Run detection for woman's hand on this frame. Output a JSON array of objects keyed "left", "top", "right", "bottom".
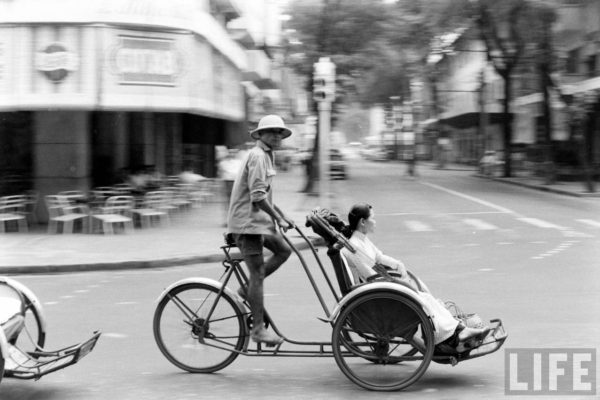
[{"left": 393, "top": 262, "right": 408, "bottom": 279}]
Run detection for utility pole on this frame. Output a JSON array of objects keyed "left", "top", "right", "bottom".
[
  {"left": 478, "top": 66, "right": 489, "bottom": 158},
  {"left": 313, "top": 57, "right": 335, "bottom": 209}
]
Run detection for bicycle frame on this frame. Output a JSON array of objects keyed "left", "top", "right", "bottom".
[{"left": 173, "top": 229, "right": 342, "bottom": 358}]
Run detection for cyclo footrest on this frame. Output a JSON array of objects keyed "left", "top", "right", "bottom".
[{"left": 5, "top": 330, "right": 101, "bottom": 380}]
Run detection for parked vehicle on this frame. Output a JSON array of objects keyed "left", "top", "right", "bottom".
[
  {"left": 330, "top": 149, "right": 347, "bottom": 180},
  {"left": 0, "top": 277, "right": 100, "bottom": 385},
  {"left": 479, "top": 150, "right": 503, "bottom": 175}
]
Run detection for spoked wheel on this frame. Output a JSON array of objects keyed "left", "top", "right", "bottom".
[
  {"left": 153, "top": 283, "right": 247, "bottom": 373},
  {"left": 11, "top": 293, "right": 46, "bottom": 353},
  {"left": 332, "top": 292, "right": 435, "bottom": 391}
]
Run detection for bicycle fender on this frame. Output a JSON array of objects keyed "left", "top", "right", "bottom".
[
  {"left": 329, "top": 282, "right": 435, "bottom": 324},
  {"left": 155, "top": 277, "right": 246, "bottom": 310},
  {"left": 0, "top": 277, "right": 47, "bottom": 333}
]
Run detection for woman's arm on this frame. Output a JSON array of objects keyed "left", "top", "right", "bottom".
[{"left": 373, "top": 244, "right": 408, "bottom": 278}]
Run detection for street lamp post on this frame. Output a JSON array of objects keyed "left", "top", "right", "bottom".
[{"left": 313, "top": 57, "right": 336, "bottom": 209}]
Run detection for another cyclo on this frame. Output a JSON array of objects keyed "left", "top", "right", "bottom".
[
  {"left": 0, "top": 277, "right": 100, "bottom": 385},
  {"left": 153, "top": 209, "right": 507, "bottom": 391}
]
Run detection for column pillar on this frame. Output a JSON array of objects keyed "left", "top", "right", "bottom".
[{"left": 33, "top": 111, "right": 91, "bottom": 222}]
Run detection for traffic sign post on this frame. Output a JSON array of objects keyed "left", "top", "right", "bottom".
[{"left": 313, "top": 57, "right": 335, "bottom": 209}]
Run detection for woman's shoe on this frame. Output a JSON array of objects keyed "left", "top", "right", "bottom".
[{"left": 458, "top": 326, "right": 490, "bottom": 343}]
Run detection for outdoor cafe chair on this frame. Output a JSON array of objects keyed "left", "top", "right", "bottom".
[
  {"left": 161, "top": 187, "right": 192, "bottom": 212},
  {"left": 112, "top": 183, "right": 134, "bottom": 195},
  {"left": 45, "top": 195, "right": 89, "bottom": 234},
  {"left": 22, "top": 190, "right": 39, "bottom": 225},
  {"left": 90, "top": 196, "right": 134, "bottom": 234},
  {"left": 57, "top": 190, "right": 90, "bottom": 213},
  {"left": 0, "top": 195, "right": 28, "bottom": 233},
  {"left": 129, "top": 191, "right": 170, "bottom": 229},
  {"left": 176, "top": 183, "right": 207, "bottom": 208}
]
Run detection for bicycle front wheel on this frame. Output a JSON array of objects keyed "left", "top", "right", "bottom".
[{"left": 153, "top": 283, "right": 247, "bottom": 373}]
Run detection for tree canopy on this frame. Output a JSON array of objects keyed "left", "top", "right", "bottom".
[{"left": 283, "top": 0, "right": 472, "bottom": 106}]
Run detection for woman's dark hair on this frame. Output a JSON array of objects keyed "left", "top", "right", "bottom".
[{"left": 342, "top": 203, "right": 372, "bottom": 238}]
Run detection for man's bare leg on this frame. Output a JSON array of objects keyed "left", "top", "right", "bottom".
[{"left": 245, "top": 254, "right": 283, "bottom": 346}]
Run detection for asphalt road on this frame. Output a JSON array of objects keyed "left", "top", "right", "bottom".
[{"left": 2, "top": 160, "right": 599, "bottom": 399}]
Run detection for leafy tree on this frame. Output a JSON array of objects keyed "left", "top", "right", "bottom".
[
  {"left": 470, "top": 0, "right": 530, "bottom": 177},
  {"left": 283, "top": 0, "right": 468, "bottom": 190}
]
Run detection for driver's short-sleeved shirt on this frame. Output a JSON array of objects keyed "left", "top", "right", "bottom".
[{"left": 227, "top": 140, "right": 277, "bottom": 235}]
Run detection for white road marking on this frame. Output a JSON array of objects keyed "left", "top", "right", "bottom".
[
  {"left": 530, "top": 240, "right": 578, "bottom": 260},
  {"left": 517, "top": 217, "right": 565, "bottom": 229},
  {"left": 577, "top": 219, "right": 600, "bottom": 228},
  {"left": 561, "top": 230, "right": 593, "bottom": 238},
  {"left": 404, "top": 220, "right": 432, "bottom": 232},
  {"left": 463, "top": 218, "right": 497, "bottom": 230},
  {"left": 420, "top": 182, "right": 518, "bottom": 215},
  {"left": 103, "top": 333, "right": 128, "bottom": 339}
]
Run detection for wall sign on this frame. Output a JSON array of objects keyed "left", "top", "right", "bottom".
[
  {"left": 111, "top": 36, "right": 182, "bottom": 86},
  {"left": 35, "top": 43, "right": 79, "bottom": 83}
]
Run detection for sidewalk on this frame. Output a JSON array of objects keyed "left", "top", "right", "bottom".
[
  {"left": 475, "top": 171, "right": 600, "bottom": 198},
  {"left": 1, "top": 163, "right": 597, "bottom": 275},
  {"left": 422, "top": 161, "right": 600, "bottom": 198},
  {"left": 0, "top": 168, "right": 327, "bottom": 275}
]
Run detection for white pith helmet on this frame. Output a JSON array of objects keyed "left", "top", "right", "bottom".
[{"left": 249, "top": 115, "right": 292, "bottom": 140}]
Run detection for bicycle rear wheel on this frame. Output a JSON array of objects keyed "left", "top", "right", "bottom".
[
  {"left": 332, "top": 291, "right": 435, "bottom": 391},
  {"left": 153, "top": 283, "right": 246, "bottom": 373}
]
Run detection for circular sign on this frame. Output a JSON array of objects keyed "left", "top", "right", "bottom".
[{"left": 35, "top": 43, "right": 79, "bottom": 83}]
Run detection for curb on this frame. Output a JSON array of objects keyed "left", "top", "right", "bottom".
[
  {"left": 474, "top": 174, "right": 600, "bottom": 198},
  {"left": 1, "top": 236, "right": 323, "bottom": 275}
]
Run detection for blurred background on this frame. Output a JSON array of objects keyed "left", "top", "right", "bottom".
[{"left": 0, "top": 0, "right": 599, "bottom": 224}]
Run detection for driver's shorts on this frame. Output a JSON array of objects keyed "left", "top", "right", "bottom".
[{"left": 233, "top": 233, "right": 289, "bottom": 258}]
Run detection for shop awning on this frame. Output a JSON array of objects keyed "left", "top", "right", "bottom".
[{"left": 440, "top": 112, "right": 506, "bottom": 129}]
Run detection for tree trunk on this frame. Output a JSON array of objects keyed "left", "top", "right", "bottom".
[
  {"left": 582, "top": 101, "right": 597, "bottom": 193},
  {"left": 541, "top": 69, "right": 555, "bottom": 184},
  {"left": 502, "top": 73, "right": 513, "bottom": 177},
  {"left": 302, "top": 114, "right": 320, "bottom": 195}
]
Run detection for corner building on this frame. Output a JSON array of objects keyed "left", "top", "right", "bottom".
[{"left": 0, "top": 0, "right": 248, "bottom": 221}]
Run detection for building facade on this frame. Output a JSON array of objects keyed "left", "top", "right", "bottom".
[
  {"left": 0, "top": 0, "right": 307, "bottom": 221},
  {"left": 419, "top": 0, "right": 599, "bottom": 175}
]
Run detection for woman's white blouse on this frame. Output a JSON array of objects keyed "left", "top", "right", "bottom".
[{"left": 342, "top": 231, "right": 403, "bottom": 280}]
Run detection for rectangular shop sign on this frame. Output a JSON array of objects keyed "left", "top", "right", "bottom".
[{"left": 112, "top": 36, "right": 181, "bottom": 86}]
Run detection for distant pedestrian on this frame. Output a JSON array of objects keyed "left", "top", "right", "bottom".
[
  {"left": 227, "top": 114, "right": 295, "bottom": 346},
  {"left": 405, "top": 148, "right": 417, "bottom": 178}
]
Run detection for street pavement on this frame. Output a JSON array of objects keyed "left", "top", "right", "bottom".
[{"left": 1, "top": 161, "right": 598, "bottom": 275}]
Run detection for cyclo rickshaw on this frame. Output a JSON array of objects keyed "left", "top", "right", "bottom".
[
  {"left": 153, "top": 209, "right": 507, "bottom": 391},
  {"left": 0, "top": 277, "right": 101, "bottom": 385}
]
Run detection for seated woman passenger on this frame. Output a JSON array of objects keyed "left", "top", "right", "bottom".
[{"left": 340, "top": 203, "right": 489, "bottom": 351}]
